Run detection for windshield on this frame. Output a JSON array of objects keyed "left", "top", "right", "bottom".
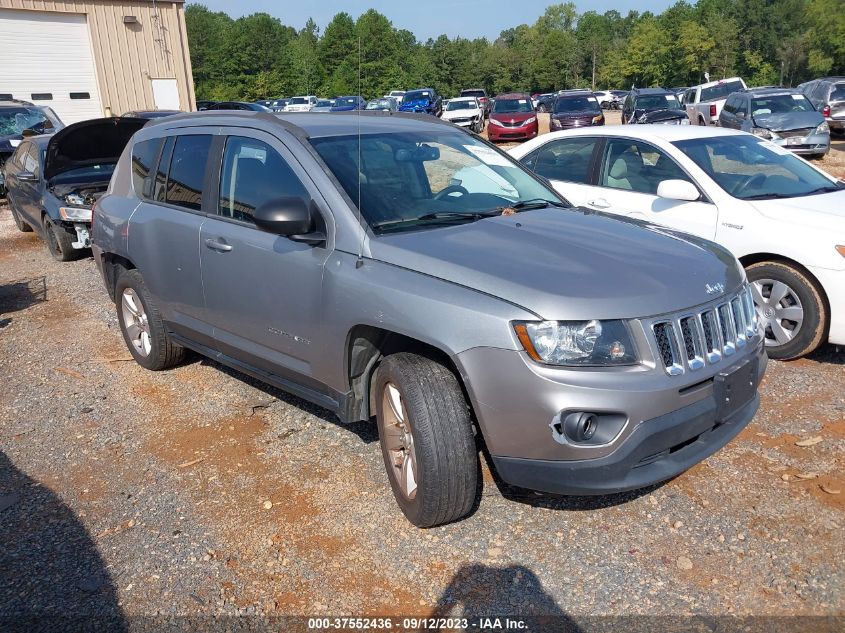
[
  {"left": 461, "top": 90, "right": 485, "bottom": 98},
  {"left": 750, "top": 94, "right": 813, "bottom": 116},
  {"left": 336, "top": 97, "right": 359, "bottom": 106},
  {"left": 315, "top": 100, "right": 333, "bottom": 108},
  {"left": 289, "top": 97, "right": 308, "bottom": 105},
  {"left": 493, "top": 98, "right": 533, "bottom": 114},
  {"left": 403, "top": 90, "right": 432, "bottom": 102},
  {"left": 366, "top": 100, "right": 392, "bottom": 110},
  {"left": 636, "top": 94, "right": 680, "bottom": 110},
  {"left": 700, "top": 80, "right": 745, "bottom": 102},
  {"left": 554, "top": 96, "right": 599, "bottom": 113},
  {"left": 673, "top": 135, "right": 837, "bottom": 200},
  {"left": 446, "top": 100, "right": 476, "bottom": 111},
  {"left": 310, "top": 130, "right": 563, "bottom": 233},
  {"left": 0, "top": 107, "right": 58, "bottom": 137}
]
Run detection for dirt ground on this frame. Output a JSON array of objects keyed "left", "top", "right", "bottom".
[{"left": 1, "top": 119, "right": 844, "bottom": 629}]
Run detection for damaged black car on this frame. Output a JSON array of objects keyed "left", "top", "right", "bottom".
[{"left": 3, "top": 116, "right": 145, "bottom": 261}]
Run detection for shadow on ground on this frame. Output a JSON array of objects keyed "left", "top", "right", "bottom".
[
  {"left": 0, "top": 276, "right": 47, "bottom": 329},
  {"left": 431, "top": 563, "right": 582, "bottom": 631},
  {"left": 0, "top": 451, "right": 126, "bottom": 631}
]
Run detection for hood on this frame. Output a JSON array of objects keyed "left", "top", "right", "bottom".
[
  {"left": 750, "top": 189, "right": 845, "bottom": 230},
  {"left": 637, "top": 109, "right": 686, "bottom": 123},
  {"left": 752, "top": 110, "right": 823, "bottom": 132},
  {"left": 369, "top": 208, "right": 743, "bottom": 320},
  {"left": 490, "top": 112, "right": 535, "bottom": 124},
  {"left": 442, "top": 108, "right": 481, "bottom": 120},
  {"left": 399, "top": 98, "right": 434, "bottom": 111},
  {"left": 45, "top": 117, "right": 146, "bottom": 181}
]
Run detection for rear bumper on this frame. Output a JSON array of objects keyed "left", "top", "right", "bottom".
[{"left": 493, "top": 390, "right": 759, "bottom": 496}]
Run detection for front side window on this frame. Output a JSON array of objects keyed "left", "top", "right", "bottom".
[
  {"left": 163, "top": 135, "right": 212, "bottom": 211},
  {"left": 23, "top": 144, "right": 40, "bottom": 176},
  {"left": 601, "top": 139, "right": 692, "bottom": 195},
  {"left": 131, "top": 138, "right": 163, "bottom": 198},
  {"left": 310, "top": 130, "right": 562, "bottom": 233},
  {"left": 218, "top": 137, "right": 309, "bottom": 224},
  {"left": 673, "top": 135, "right": 839, "bottom": 200},
  {"left": 528, "top": 138, "right": 598, "bottom": 185}
]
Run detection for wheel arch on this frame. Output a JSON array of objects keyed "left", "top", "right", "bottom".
[
  {"left": 100, "top": 252, "right": 137, "bottom": 302},
  {"left": 344, "top": 325, "right": 470, "bottom": 424}
]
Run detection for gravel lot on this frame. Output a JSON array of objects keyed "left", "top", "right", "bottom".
[{"left": 1, "top": 119, "right": 844, "bottom": 629}]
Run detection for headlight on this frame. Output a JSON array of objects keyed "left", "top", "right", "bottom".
[
  {"left": 751, "top": 127, "right": 776, "bottom": 140},
  {"left": 523, "top": 117, "right": 537, "bottom": 125},
  {"left": 680, "top": 118, "right": 691, "bottom": 125},
  {"left": 513, "top": 320, "right": 638, "bottom": 366},
  {"left": 815, "top": 121, "right": 830, "bottom": 135},
  {"left": 59, "top": 206, "right": 93, "bottom": 221},
  {"left": 488, "top": 118, "right": 505, "bottom": 127}
]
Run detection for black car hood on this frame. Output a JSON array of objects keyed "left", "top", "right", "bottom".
[
  {"left": 44, "top": 117, "right": 147, "bottom": 181},
  {"left": 636, "top": 108, "right": 687, "bottom": 123}
]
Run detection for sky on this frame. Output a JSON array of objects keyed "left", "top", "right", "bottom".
[{"left": 195, "top": 0, "right": 678, "bottom": 41}]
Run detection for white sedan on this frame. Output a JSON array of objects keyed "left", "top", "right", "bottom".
[{"left": 509, "top": 125, "right": 845, "bottom": 359}]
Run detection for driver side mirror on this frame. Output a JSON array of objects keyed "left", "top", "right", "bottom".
[
  {"left": 657, "top": 179, "right": 700, "bottom": 202},
  {"left": 253, "top": 196, "right": 325, "bottom": 245}
]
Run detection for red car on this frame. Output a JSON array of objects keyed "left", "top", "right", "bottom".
[{"left": 487, "top": 92, "right": 538, "bottom": 142}]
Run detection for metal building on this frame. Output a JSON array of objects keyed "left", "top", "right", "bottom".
[{"left": 0, "top": 0, "right": 195, "bottom": 123}]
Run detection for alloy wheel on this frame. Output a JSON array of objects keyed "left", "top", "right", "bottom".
[
  {"left": 121, "top": 288, "right": 152, "bottom": 357},
  {"left": 380, "top": 382, "right": 418, "bottom": 499},
  {"left": 751, "top": 278, "right": 804, "bottom": 347}
]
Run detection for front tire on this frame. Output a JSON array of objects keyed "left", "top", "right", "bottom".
[
  {"left": 746, "top": 261, "right": 827, "bottom": 360},
  {"left": 43, "top": 216, "right": 81, "bottom": 261},
  {"left": 374, "top": 353, "right": 478, "bottom": 527},
  {"left": 115, "top": 269, "right": 185, "bottom": 370}
]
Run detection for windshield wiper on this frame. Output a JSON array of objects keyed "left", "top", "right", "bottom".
[
  {"left": 798, "top": 185, "right": 842, "bottom": 196},
  {"left": 741, "top": 192, "right": 795, "bottom": 200},
  {"left": 505, "top": 198, "right": 568, "bottom": 211}
]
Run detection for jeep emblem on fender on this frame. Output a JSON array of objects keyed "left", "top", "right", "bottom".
[{"left": 705, "top": 282, "right": 725, "bottom": 295}]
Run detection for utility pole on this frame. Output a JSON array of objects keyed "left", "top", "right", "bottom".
[{"left": 780, "top": 60, "right": 784, "bottom": 87}]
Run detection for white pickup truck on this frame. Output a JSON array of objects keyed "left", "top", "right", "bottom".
[{"left": 683, "top": 77, "right": 747, "bottom": 126}]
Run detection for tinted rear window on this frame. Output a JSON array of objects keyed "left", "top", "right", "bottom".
[
  {"left": 461, "top": 90, "right": 485, "bottom": 98},
  {"left": 131, "top": 138, "right": 163, "bottom": 198},
  {"left": 700, "top": 81, "right": 745, "bottom": 102},
  {"left": 164, "top": 135, "right": 212, "bottom": 211}
]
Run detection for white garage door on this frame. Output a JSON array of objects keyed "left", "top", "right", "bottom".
[{"left": 0, "top": 9, "right": 103, "bottom": 124}]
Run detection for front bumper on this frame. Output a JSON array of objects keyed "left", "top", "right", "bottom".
[
  {"left": 487, "top": 123, "right": 538, "bottom": 141},
  {"left": 457, "top": 339, "right": 766, "bottom": 493},
  {"left": 809, "top": 265, "right": 845, "bottom": 345},
  {"left": 771, "top": 132, "right": 830, "bottom": 155}
]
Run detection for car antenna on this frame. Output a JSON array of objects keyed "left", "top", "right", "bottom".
[{"left": 356, "top": 35, "right": 364, "bottom": 269}]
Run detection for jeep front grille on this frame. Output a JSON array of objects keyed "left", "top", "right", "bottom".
[{"left": 650, "top": 286, "right": 758, "bottom": 376}]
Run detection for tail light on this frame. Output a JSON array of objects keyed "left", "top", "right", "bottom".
[
  {"left": 709, "top": 104, "right": 717, "bottom": 118},
  {"left": 822, "top": 105, "right": 831, "bottom": 117}
]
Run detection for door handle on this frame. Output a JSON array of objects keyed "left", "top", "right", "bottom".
[
  {"left": 588, "top": 198, "right": 611, "bottom": 209},
  {"left": 204, "top": 238, "right": 232, "bottom": 252}
]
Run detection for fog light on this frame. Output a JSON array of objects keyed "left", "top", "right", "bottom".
[{"left": 563, "top": 412, "right": 598, "bottom": 442}]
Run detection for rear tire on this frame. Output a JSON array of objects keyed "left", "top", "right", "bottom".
[
  {"left": 10, "top": 204, "right": 32, "bottom": 232},
  {"left": 374, "top": 353, "right": 478, "bottom": 528},
  {"left": 43, "top": 216, "right": 81, "bottom": 261},
  {"left": 115, "top": 269, "right": 185, "bottom": 370},
  {"left": 746, "top": 261, "right": 827, "bottom": 360}
]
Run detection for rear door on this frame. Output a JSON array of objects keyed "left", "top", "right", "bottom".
[
  {"left": 590, "top": 137, "right": 718, "bottom": 239},
  {"left": 14, "top": 143, "right": 43, "bottom": 226},
  {"left": 127, "top": 132, "right": 215, "bottom": 346},
  {"left": 199, "top": 129, "right": 333, "bottom": 393}
]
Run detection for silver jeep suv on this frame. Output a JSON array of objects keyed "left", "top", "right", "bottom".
[{"left": 92, "top": 111, "right": 767, "bottom": 527}]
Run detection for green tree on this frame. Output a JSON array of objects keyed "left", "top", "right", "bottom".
[{"left": 620, "top": 18, "right": 671, "bottom": 86}]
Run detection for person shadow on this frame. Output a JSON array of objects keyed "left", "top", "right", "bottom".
[
  {"left": 430, "top": 563, "right": 583, "bottom": 633},
  {"left": 0, "top": 451, "right": 126, "bottom": 632}
]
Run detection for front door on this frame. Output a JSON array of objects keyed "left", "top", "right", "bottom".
[
  {"left": 199, "top": 130, "right": 332, "bottom": 392},
  {"left": 590, "top": 137, "right": 718, "bottom": 240}
]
